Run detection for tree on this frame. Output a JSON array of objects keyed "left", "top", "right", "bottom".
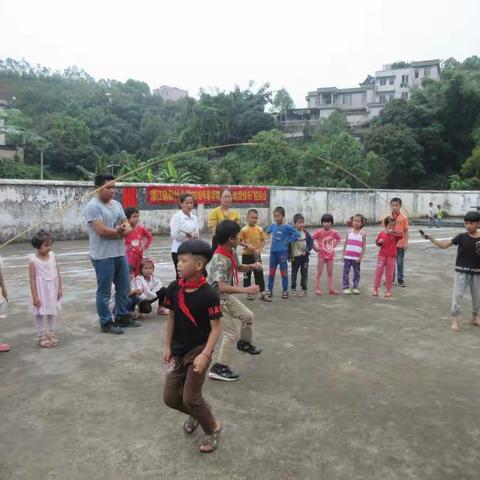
[{"left": 272, "top": 88, "right": 294, "bottom": 121}]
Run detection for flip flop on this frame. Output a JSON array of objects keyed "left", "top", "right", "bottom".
[
  {"left": 199, "top": 427, "right": 221, "bottom": 453},
  {"left": 183, "top": 415, "right": 199, "bottom": 434}
]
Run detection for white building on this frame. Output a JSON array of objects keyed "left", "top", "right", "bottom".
[{"left": 153, "top": 85, "right": 189, "bottom": 102}]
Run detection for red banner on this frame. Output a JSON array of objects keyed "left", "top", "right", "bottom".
[{"left": 146, "top": 186, "right": 269, "bottom": 206}]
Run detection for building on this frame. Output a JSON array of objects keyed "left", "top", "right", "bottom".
[
  {"left": 277, "top": 59, "right": 441, "bottom": 137},
  {"left": 153, "top": 85, "right": 189, "bottom": 102}
]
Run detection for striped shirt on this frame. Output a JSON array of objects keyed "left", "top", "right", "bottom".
[{"left": 344, "top": 229, "right": 365, "bottom": 260}]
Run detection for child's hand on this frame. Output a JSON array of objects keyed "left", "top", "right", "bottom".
[
  {"left": 133, "top": 288, "right": 142, "bottom": 296},
  {"left": 33, "top": 296, "right": 41, "bottom": 308},
  {"left": 252, "top": 262, "right": 263, "bottom": 271},
  {"left": 246, "top": 285, "right": 260, "bottom": 295},
  {"left": 193, "top": 352, "right": 210, "bottom": 374},
  {"left": 162, "top": 348, "right": 172, "bottom": 365}
]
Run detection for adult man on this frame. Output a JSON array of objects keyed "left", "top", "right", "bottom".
[{"left": 85, "top": 174, "right": 141, "bottom": 333}]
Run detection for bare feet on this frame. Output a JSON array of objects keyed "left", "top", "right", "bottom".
[
  {"left": 451, "top": 318, "right": 460, "bottom": 332},
  {"left": 470, "top": 315, "right": 480, "bottom": 327}
]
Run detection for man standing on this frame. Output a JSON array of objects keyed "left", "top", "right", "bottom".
[{"left": 85, "top": 174, "right": 141, "bottom": 333}]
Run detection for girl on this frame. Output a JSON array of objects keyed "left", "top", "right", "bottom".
[
  {"left": 134, "top": 258, "right": 168, "bottom": 315},
  {"left": 372, "top": 217, "right": 403, "bottom": 298},
  {"left": 312, "top": 214, "right": 341, "bottom": 295},
  {"left": 170, "top": 193, "right": 200, "bottom": 278},
  {"left": 124, "top": 207, "right": 153, "bottom": 276},
  {"left": 342, "top": 214, "right": 367, "bottom": 295},
  {"left": 29, "top": 230, "right": 63, "bottom": 348}
]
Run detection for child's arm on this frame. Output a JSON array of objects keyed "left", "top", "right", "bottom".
[
  {"left": 29, "top": 261, "right": 41, "bottom": 307},
  {"left": 341, "top": 236, "right": 347, "bottom": 260},
  {"left": 306, "top": 232, "right": 314, "bottom": 253},
  {"left": 258, "top": 239, "right": 266, "bottom": 255},
  {"left": 194, "top": 319, "right": 222, "bottom": 374},
  {"left": 0, "top": 267, "right": 7, "bottom": 302},
  {"left": 360, "top": 232, "right": 367, "bottom": 261},
  {"left": 422, "top": 232, "right": 453, "bottom": 249},
  {"left": 217, "top": 280, "right": 259, "bottom": 295},
  {"left": 143, "top": 226, "right": 154, "bottom": 251},
  {"left": 162, "top": 311, "right": 174, "bottom": 363},
  {"left": 56, "top": 260, "right": 63, "bottom": 300}
]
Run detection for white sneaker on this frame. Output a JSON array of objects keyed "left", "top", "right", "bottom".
[
  {"left": 291, "top": 289, "right": 297, "bottom": 296},
  {"left": 352, "top": 288, "right": 360, "bottom": 295},
  {"left": 247, "top": 294, "right": 255, "bottom": 301},
  {"left": 343, "top": 288, "right": 352, "bottom": 295}
]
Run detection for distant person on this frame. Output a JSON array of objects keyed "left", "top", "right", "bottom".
[
  {"left": 388, "top": 197, "right": 409, "bottom": 287},
  {"left": 427, "top": 202, "right": 439, "bottom": 228},
  {"left": 124, "top": 207, "right": 153, "bottom": 276},
  {"left": 436, "top": 205, "right": 445, "bottom": 226},
  {"left": 0, "top": 257, "right": 10, "bottom": 352},
  {"left": 239, "top": 208, "right": 271, "bottom": 302},
  {"left": 85, "top": 174, "right": 141, "bottom": 334},
  {"left": 162, "top": 240, "right": 223, "bottom": 453},
  {"left": 265, "top": 206, "right": 300, "bottom": 299},
  {"left": 170, "top": 193, "right": 200, "bottom": 278},
  {"left": 421, "top": 211, "right": 480, "bottom": 332},
  {"left": 208, "top": 189, "right": 240, "bottom": 251},
  {"left": 372, "top": 217, "right": 403, "bottom": 298},
  {"left": 28, "top": 230, "right": 63, "bottom": 348},
  {"left": 342, "top": 214, "right": 367, "bottom": 295},
  {"left": 312, "top": 214, "right": 342, "bottom": 295},
  {"left": 290, "top": 213, "right": 313, "bottom": 297}
]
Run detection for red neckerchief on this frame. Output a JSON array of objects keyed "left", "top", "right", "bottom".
[
  {"left": 178, "top": 277, "right": 207, "bottom": 326},
  {"left": 215, "top": 246, "right": 239, "bottom": 286}
]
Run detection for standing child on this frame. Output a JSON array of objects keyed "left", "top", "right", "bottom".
[
  {"left": 427, "top": 202, "right": 439, "bottom": 228},
  {"left": 124, "top": 207, "right": 153, "bottom": 276},
  {"left": 342, "top": 214, "right": 367, "bottom": 295},
  {"left": 421, "top": 211, "right": 480, "bottom": 331},
  {"left": 372, "top": 217, "right": 403, "bottom": 298},
  {"left": 207, "top": 220, "right": 263, "bottom": 382},
  {"left": 312, "top": 214, "right": 341, "bottom": 295},
  {"left": 239, "top": 209, "right": 271, "bottom": 302},
  {"left": 0, "top": 258, "right": 9, "bottom": 352},
  {"left": 290, "top": 214, "right": 313, "bottom": 297},
  {"left": 265, "top": 207, "right": 301, "bottom": 299},
  {"left": 388, "top": 197, "right": 409, "bottom": 287},
  {"left": 162, "top": 240, "right": 222, "bottom": 453},
  {"left": 29, "top": 230, "right": 63, "bottom": 348},
  {"left": 134, "top": 258, "right": 168, "bottom": 315}
]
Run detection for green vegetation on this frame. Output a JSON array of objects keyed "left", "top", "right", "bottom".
[{"left": 1, "top": 56, "right": 479, "bottom": 189}]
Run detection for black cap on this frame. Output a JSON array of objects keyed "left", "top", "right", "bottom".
[
  {"left": 177, "top": 240, "right": 213, "bottom": 263},
  {"left": 464, "top": 211, "right": 480, "bottom": 222}
]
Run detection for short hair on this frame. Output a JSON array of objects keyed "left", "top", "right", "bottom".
[
  {"left": 247, "top": 208, "right": 259, "bottom": 216},
  {"left": 351, "top": 213, "right": 366, "bottom": 227},
  {"left": 178, "top": 240, "right": 213, "bottom": 264},
  {"left": 95, "top": 174, "right": 115, "bottom": 188},
  {"left": 464, "top": 211, "right": 480, "bottom": 222},
  {"left": 383, "top": 216, "right": 396, "bottom": 227},
  {"left": 124, "top": 206, "right": 139, "bottom": 219},
  {"left": 390, "top": 197, "right": 402, "bottom": 206},
  {"left": 293, "top": 213, "right": 305, "bottom": 224},
  {"left": 179, "top": 192, "right": 195, "bottom": 206},
  {"left": 321, "top": 213, "right": 334, "bottom": 225},
  {"left": 215, "top": 219, "right": 241, "bottom": 244},
  {"left": 273, "top": 206, "right": 286, "bottom": 217},
  {"left": 31, "top": 230, "right": 53, "bottom": 249},
  {"left": 140, "top": 258, "right": 155, "bottom": 274}
]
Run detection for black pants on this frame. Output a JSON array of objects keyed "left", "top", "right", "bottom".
[
  {"left": 242, "top": 254, "right": 265, "bottom": 292},
  {"left": 172, "top": 252, "right": 179, "bottom": 279},
  {"left": 291, "top": 255, "right": 309, "bottom": 291}
]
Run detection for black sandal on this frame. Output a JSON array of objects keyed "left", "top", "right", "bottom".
[
  {"left": 183, "top": 416, "right": 199, "bottom": 434},
  {"left": 199, "top": 427, "right": 221, "bottom": 453}
]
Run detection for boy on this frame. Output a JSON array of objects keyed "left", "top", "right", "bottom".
[
  {"left": 427, "top": 202, "right": 439, "bottom": 228},
  {"left": 207, "top": 220, "right": 263, "bottom": 382},
  {"left": 290, "top": 213, "right": 313, "bottom": 296},
  {"left": 124, "top": 207, "right": 154, "bottom": 276},
  {"left": 162, "top": 240, "right": 222, "bottom": 453},
  {"left": 239, "top": 209, "right": 271, "bottom": 302},
  {"left": 265, "top": 207, "right": 301, "bottom": 299},
  {"left": 421, "top": 211, "right": 480, "bottom": 332},
  {"left": 388, "top": 197, "right": 409, "bottom": 287}
]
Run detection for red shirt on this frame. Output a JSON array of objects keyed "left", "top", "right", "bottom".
[
  {"left": 376, "top": 231, "right": 402, "bottom": 257},
  {"left": 125, "top": 225, "right": 153, "bottom": 259}
]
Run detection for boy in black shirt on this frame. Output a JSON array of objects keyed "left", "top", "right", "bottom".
[
  {"left": 422, "top": 211, "right": 480, "bottom": 331},
  {"left": 162, "top": 240, "right": 222, "bottom": 453}
]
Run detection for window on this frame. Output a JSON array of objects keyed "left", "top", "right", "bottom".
[
  {"left": 379, "top": 94, "right": 387, "bottom": 103},
  {"left": 321, "top": 93, "right": 332, "bottom": 105},
  {"left": 401, "top": 92, "right": 408, "bottom": 100},
  {"left": 401, "top": 74, "right": 409, "bottom": 83},
  {"left": 414, "top": 69, "right": 419, "bottom": 79},
  {"left": 342, "top": 94, "right": 352, "bottom": 105},
  {"left": 389, "top": 77, "right": 395, "bottom": 85},
  {"left": 380, "top": 78, "right": 387, "bottom": 86},
  {"left": 424, "top": 67, "right": 431, "bottom": 77},
  {"left": 315, "top": 96, "right": 320, "bottom": 107}
]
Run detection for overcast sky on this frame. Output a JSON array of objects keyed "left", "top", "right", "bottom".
[{"left": 1, "top": 0, "right": 479, "bottom": 107}]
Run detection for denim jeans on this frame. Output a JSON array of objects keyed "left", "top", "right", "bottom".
[
  {"left": 396, "top": 247, "right": 405, "bottom": 283},
  {"left": 92, "top": 256, "right": 130, "bottom": 326}
]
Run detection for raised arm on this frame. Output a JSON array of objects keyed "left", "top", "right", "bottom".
[{"left": 424, "top": 233, "right": 453, "bottom": 249}]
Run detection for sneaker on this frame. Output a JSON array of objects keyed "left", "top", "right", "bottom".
[
  {"left": 281, "top": 290, "right": 289, "bottom": 299},
  {"left": 246, "top": 294, "right": 255, "bottom": 301},
  {"left": 264, "top": 290, "right": 273, "bottom": 299},
  {"left": 101, "top": 321, "right": 124, "bottom": 334},
  {"left": 298, "top": 290, "right": 306, "bottom": 297},
  {"left": 260, "top": 292, "right": 272, "bottom": 303},
  {"left": 208, "top": 363, "right": 240, "bottom": 382},
  {"left": 352, "top": 288, "right": 360, "bottom": 295},
  {"left": 237, "top": 340, "right": 262, "bottom": 355},
  {"left": 343, "top": 288, "right": 352, "bottom": 295},
  {"left": 291, "top": 289, "right": 297, "bottom": 296},
  {"left": 116, "top": 316, "right": 142, "bottom": 328},
  {"left": 398, "top": 282, "right": 406, "bottom": 288}
]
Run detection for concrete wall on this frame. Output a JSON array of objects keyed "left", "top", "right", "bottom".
[{"left": 0, "top": 180, "right": 478, "bottom": 243}]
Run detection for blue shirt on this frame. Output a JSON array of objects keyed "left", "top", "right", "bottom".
[{"left": 265, "top": 223, "right": 301, "bottom": 253}]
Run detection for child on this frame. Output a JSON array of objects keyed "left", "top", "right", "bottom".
[
  {"left": 162, "top": 240, "right": 222, "bottom": 453},
  {"left": 290, "top": 213, "right": 313, "bottom": 296},
  {"left": 342, "top": 214, "right": 367, "bottom": 295},
  {"left": 265, "top": 207, "right": 301, "bottom": 299},
  {"left": 421, "top": 211, "right": 480, "bottom": 332},
  {"left": 29, "top": 230, "right": 63, "bottom": 348},
  {"left": 239, "top": 208, "right": 271, "bottom": 302},
  {"left": 427, "top": 202, "right": 439, "bottom": 228},
  {"left": 207, "top": 220, "right": 263, "bottom": 382},
  {"left": 124, "top": 207, "right": 153, "bottom": 276},
  {"left": 110, "top": 265, "right": 142, "bottom": 318},
  {"left": 312, "top": 214, "right": 341, "bottom": 295},
  {"left": 134, "top": 258, "right": 168, "bottom": 315},
  {"left": 0, "top": 258, "right": 9, "bottom": 352},
  {"left": 436, "top": 205, "right": 445, "bottom": 226},
  {"left": 372, "top": 217, "right": 403, "bottom": 298},
  {"left": 388, "top": 197, "right": 409, "bottom": 287}
]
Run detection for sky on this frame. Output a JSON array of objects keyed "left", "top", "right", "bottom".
[{"left": 1, "top": 0, "right": 479, "bottom": 107}]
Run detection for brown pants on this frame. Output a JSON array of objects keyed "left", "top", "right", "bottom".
[{"left": 163, "top": 344, "right": 216, "bottom": 435}]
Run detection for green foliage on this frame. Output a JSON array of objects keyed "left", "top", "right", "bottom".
[{"left": 0, "top": 159, "right": 48, "bottom": 179}]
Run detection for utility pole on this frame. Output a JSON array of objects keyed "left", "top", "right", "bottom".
[{"left": 40, "top": 148, "right": 44, "bottom": 180}]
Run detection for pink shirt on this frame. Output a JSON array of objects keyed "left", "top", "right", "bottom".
[
  {"left": 312, "top": 229, "right": 341, "bottom": 260},
  {"left": 344, "top": 229, "right": 365, "bottom": 260}
]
